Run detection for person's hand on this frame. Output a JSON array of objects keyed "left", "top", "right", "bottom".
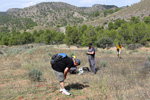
[{"left": 86, "top": 52, "right": 89, "bottom": 55}]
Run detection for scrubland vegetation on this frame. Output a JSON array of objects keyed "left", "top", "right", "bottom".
[
  {"left": 0, "top": 44, "right": 150, "bottom": 100},
  {"left": 0, "top": 16, "right": 150, "bottom": 48}
]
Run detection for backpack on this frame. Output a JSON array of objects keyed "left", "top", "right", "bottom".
[{"left": 50, "top": 53, "right": 67, "bottom": 65}]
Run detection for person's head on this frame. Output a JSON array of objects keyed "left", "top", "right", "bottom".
[
  {"left": 118, "top": 43, "right": 120, "bottom": 45},
  {"left": 89, "top": 43, "right": 92, "bottom": 48},
  {"left": 73, "top": 58, "right": 80, "bottom": 66}
]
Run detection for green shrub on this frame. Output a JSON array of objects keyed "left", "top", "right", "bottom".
[
  {"left": 28, "top": 68, "right": 43, "bottom": 82},
  {"left": 100, "top": 60, "right": 107, "bottom": 67},
  {"left": 146, "top": 55, "right": 150, "bottom": 62},
  {"left": 48, "top": 52, "right": 52, "bottom": 56}
]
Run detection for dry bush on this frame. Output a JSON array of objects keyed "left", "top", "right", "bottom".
[{"left": 28, "top": 68, "right": 43, "bottom": 82}]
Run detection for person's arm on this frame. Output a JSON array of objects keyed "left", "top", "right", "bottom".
[
  {"left": 87, "top": 51, "right": 94, "bottom": 54},
  {"left": 87, "top": 48, "right": 95, "bottom": 54},
  {"left": 64, "top": 67, "right": 69, "bottom": 80},
  {"left": 120, "top": 46, "right": 123, "bottom": 50}
]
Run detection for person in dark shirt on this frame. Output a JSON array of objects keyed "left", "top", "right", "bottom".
[
  {"left": 51, "top": 54, "right": 80, "bottom": 95},
  {"left": 86, "top": 43, "right": 96, "bottom": 74}
]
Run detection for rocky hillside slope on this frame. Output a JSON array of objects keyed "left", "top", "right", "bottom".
[
  {"left": 0, "top": 2, "right": 117, "bottom": 33},
  {"left": 84, "top": 0, "right": 150, "bottom": 26},
  {"left": 6, "top": 2, "right": 117, "bottom": 27}
]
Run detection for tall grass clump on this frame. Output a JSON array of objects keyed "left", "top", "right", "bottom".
[
  {"left": 68, "top": 52, "right": 75, "bottom": 57},
  {"left": 48, "top": 52, "right": 52, "bottom": 56},
  {"left": 28, "top": 68, "right": 43, "bottom": 82},
  {"left": 100, "top": 60, "right": 107, "bottom": 67},
  {"left": 146, "top": 55, "right": 150, "bottom": 61},
  {"left": 144, "top": 56, "right": 150, "bottom": 71}
]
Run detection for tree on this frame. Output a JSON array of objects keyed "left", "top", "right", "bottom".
[
  {"left": 0, "top": 36, "right": 9, "bottom": 45},
  {"left": 130, "top": 16, "right": 140, "bottom": 24},
  {"left": 118, "top": 23, "right": 132, "bottom": 44},
  {"left": 96, "top": 37, "right": 113, "bottom": 49},
  {"left": 114, "top": 19, "right": 126, "bottom": 29},
  {"left": 19, "top": 32, "right": 34, "bottom": 44},
  {"left": 132, "top": 23, "right": 147, "bottom": 43},
  {"left": 8, "top": 36, "right": 19, "bottom": 45},
  {"left": 108, "top": 22, "right": 114, "bottom": 30},
  {"left": 94, "top": 11, "right": 99, "bottom": 17},
  {"left": 54, "top": 33, "right": 65, "bottom": 44},
  {"left": 64, "top": 26, "right": 80, "bottom": 45},
  {"left": 143, "top": 16, "right": 150, "bottom": 24},
  {"left": 40, "top": 29, "right": 56, "bottom": 44},
  {"left": 81, "top": 25, "right": 97, "bottom": 46}
]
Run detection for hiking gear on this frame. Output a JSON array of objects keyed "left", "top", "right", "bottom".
[
  {"left": 74, "top": 59, "right": 80, "bottom": 65},
  {"left": 78, "top": 67, "right": 84, "bottom": 75},
  {"left": 62, "top": 89, "right": 71, "bottom": 95},
  {"left": 51, "top": 56, "right": 73, "bottom": 73},
  {"left": 83, "top": 67, "right": 90, "bottom": 72},
  {"left": 60, "top": 88, "right": 68, "bottom": 92},
  {"left": 69, "top": 67, "right": 77, "bottom": 74},
  {"left": 51, "top": 53, "right": 67, "bottom": 65}
]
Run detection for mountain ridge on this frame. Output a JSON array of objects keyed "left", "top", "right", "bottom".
[{"left": 84, "top": 0, "right": 150, "bottom": 26}]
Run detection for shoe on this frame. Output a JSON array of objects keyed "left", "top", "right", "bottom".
[
  {"left": 60, "top": 88, "right": 68, "bottom": 92},
  {"left": 62, "top": 89, "right": 71, "bottom": 95}
]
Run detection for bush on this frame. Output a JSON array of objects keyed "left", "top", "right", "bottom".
[
  {"left": 144, "top": 61, "right": 150, "bottom": 71},
  {"left": 96, "top": 37, "right": 113, "bottom": 49},
  {"left": 143, "top": 56, "right": 150, "bottom": 72},
  {"left": 68, "top": 52, "right": 75, "bottom": 58},
  {"left": 48, "top": 52, "right": 52, "bottom": 56},
  {"left": 127, "top": 44, "right": 142, "bottom": 50},
  {"left": 28, "top": 68, "right": 43, "bottom": 82},
  {"left": 147, "top": 55, "right": 150, "bottom": 61},
  {"left": 100, "top": 60, "right": 107, "bottom": 67}
]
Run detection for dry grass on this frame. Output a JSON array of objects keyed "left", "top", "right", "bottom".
[{"left": 0, "top": 44, "right": 150, "bottom": 100}]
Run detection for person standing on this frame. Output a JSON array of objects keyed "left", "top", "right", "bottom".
[
  {"left": 51, "top": 53, "right": 80, "bottom": 95},
  {"left": 116, "top": 43, "right": 122, "bottom": 59},
  {"left": 106, "top": 44, "right": 108, "bottom": 50},
  {"left": 86, "top": 43, "right": 96, "bottom": 74}
]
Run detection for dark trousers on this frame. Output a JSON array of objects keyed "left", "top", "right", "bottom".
[{"left": 88, "top": 58, "right": 96, "bottom": 74}]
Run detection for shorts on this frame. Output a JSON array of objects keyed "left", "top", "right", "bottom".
[
  {"left": 117, "top": 49, "right": 121, "bottom": 54},
  {"left": 52, "top": 69, "right": 64, "bottom": 82}
]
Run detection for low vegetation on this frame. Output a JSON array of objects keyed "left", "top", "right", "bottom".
[{"left": 0, "top": 44, "right": 150, "bottom": 99}]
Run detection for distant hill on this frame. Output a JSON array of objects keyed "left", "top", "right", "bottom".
[
  {"left": 80, "top": 4, "right": 117, "bottom": 13},
  {"left": 84, "top": 0, "right": 150, "bottom": 26},
  {"left": 0, "top": 2, "right": 117, "bottom": 32}
]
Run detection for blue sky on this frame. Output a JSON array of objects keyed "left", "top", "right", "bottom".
[{"left": 0, "top": 0, "right": 141, "bottom": 12}]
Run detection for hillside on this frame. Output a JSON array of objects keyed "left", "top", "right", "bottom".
[
  {"left": 0, "top": 2, "right": 117, "bottom": 32},
  {"left": 84, "top": 0, "right": 150, "bottom": 26}
]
